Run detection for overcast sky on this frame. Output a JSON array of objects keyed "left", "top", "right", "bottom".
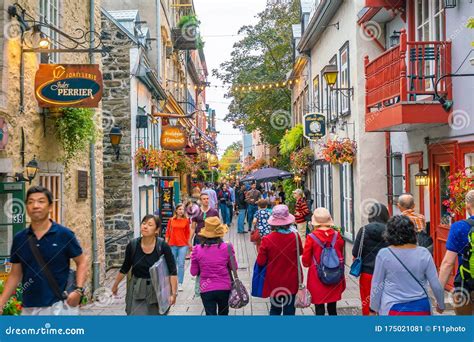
[{"left": 194, "top": 0, "right": 267, "bottom": 156}]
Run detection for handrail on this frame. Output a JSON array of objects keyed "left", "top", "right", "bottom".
[{"left": 105, "top": 231, "right": 134, "bottom": 246}]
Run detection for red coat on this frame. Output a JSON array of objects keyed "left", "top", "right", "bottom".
[
  {"left": 256, "top": 231, "right": 303, "bottom": 298},
  {"left": 302, "top": 228, "right": 346, "bottom": 304}
]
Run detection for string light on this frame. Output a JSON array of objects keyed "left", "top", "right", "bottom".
[{"left": 164, "top": 78, "right": 301, "bottom": 93}]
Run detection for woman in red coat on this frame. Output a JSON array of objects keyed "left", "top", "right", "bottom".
[
  {"left": 256, "top": 205, "right": 303, "bottom": 316},
  {"left": 302, "top": 208, "right": 346, "bottom": 315}
]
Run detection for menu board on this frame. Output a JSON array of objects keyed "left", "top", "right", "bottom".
[{"left": 158, "top": 180, "right": 174, "bottom": 237}]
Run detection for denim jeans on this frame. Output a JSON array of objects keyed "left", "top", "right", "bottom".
[
  {"left": 247, "top": 204, "right": 257, "bottom": 229},
  {"left": 237, "top": 209, "right": 246, "bottom": 233},
  {"left": 219, "top": 202, "right": 230, "bottom": 225},
  {"left": 170, "top": 245, "right": 188, "bottom": 284},
  {"left": 228, "top": 204, "right": 234, "bottom": 224},
  {"left": 269, "top": 295, "right": 296, "bottom": 316}
]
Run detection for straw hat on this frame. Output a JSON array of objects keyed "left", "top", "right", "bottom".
[
  {"left": 311, "top": 208, "right": 335, "bottom": 228},
  {"left": 198, "top": 216, "right": 228, "bottom": 238}
]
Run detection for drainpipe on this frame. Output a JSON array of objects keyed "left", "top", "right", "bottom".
[{"left": 89, "top": 0, "right": 100, "bottom": 293}]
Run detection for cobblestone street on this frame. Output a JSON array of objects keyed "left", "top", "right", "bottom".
[{"left": 82, "top": 221, "right": 455, "bottom": 316}]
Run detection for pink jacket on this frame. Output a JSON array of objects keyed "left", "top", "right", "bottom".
[{"left": 190, "top": 243, "right": 237, "bottom": 293}]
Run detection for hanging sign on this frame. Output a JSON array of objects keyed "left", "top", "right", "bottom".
[
  {"left": 158, "top": 182, "right": 174, "bottom": 237},
  {"left": 35, "top": 64, "right": 103, "bottom": 108},
  {"left": 161, "top": 126, "right": 187, "bottom": 151},
  {"left": 303, "top": 112, "right": 326, "bottom": 141}
]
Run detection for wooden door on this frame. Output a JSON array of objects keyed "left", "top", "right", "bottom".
[{"left": 429, "top": 142, "right": 457, "bottom": 287}]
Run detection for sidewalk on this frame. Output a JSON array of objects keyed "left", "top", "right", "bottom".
[{"left": 82, "top": 220, "right": 454, "bottom": 316}]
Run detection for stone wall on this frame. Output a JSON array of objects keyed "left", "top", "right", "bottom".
[
  {"left": 0, "top": 0, "right": 106, "bottom": 286},
  {"left": 101, "top": 12, "right": 134, "bottom": 268}
]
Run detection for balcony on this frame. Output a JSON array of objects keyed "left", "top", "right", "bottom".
[{"left": 364, "top": 30, "right": 452, "bottom": 132}]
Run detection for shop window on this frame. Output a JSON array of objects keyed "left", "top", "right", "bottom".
[
  {"left": 405, "top": 152, "right": 424, "bottom": 214},
  {"left": 139, "top": 186, "right": 155, "bottom": 219},
  {"left": 39, "top": 174, "right": 62, "bottom": 223},
  {"left": 391, "top": 153, "right": 403, "bottom": 203},
  {"left": 313, "top": 75, "right": 320, "bottom": 112},
  {"left": 328, "top": 55, "right": 338, "bottom": 123}
]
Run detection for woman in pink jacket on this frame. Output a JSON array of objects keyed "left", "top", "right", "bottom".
[{"left": 190, "top": 216, "right": 237, "bottom": 315}]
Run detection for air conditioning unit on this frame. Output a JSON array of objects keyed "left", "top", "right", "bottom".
[{"left": 166, "top": 46, "right": 173, "bottom": 59}]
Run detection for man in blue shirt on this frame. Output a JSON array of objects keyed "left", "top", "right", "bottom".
[
  {"left": 439, "top": 189, "right": 474, "bottom": 315},
  {"left": 0, "top": 186, "right": 87, "bottom": 315}
]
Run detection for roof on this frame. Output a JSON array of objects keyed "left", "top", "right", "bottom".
[
  {"left": 106, "top": 10, "right": 139, "bottom": 21},
  {"left": 101, "top": 8, "right": 138, "bottom": 44}
]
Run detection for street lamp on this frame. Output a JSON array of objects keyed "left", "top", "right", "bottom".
[
  {"left": 389, "top": 31, "right": 401, "bottom": 48},
  {"left": 444, "top": 0, "right": 456, "bottom": 8},
  {"left": 415, "top": 169, "right": 429, "bottom": 187},
  {"left": 109, "top": 126, "right": 123, "bottom": 160},
  {"left": 15, "top": 155, "right": 39, "bottom": 184},
  {"left": 322, "top": 64, "right": 354, "bottom": 99}
]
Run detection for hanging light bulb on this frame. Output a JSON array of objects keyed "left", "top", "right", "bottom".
[{"left": 289, "top": 80, "right": 293, "bottom": 85}]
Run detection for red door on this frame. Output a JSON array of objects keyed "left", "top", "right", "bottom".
[{"left": 429, "top": 142, "right": 457, "bottom": 288}]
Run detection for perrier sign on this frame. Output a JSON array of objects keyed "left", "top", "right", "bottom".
[{"left": 35, "top": 64, "right": 103, "bottom": 108}]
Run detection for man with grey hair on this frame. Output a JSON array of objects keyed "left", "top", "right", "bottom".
[
  {"left": 439, "top": 189, "right": 474, "bottom": 315},
  {"left": 397, "top": 193, "right": 426, "bottom": 232}
]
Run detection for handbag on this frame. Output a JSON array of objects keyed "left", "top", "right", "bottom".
[
  {"left": 28, "top": 235, "right": 77, "bottom": 301},
  {"left": 250, "top": 212, "right": 261, "bottom": 243},
  {"left": 294, "top": 232, "right": 312, "bottom": 308},
  {"left": 251, "top": 262, "right": 267, "bottom": 298},
  {"left": 350, "top": 227, "right": 365, "bottom": 277},
  {"left": 227, "top": 244, "right": 250, "bottom": 309}
]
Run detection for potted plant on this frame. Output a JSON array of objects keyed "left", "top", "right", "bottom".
[
  {"left": 290, "top": 146, "right": 314, "bottom": 175},
  {"left": 0, "top": 281, "right": 22, "bottom": 315},
  {"left": 172, "top": 15, "right": 200, "bottom": 50},
  {"left": 320, "top": 138, "right": 357, "bottom": 165},
  {"left": 54, "top": 107, "right": 96, "bottom": 165},
  {"left": 134, "top": 147, "right": 150, "bottom": 173},
  {"left": 443, "top": 167, "right": 474, "bottom": 217}
]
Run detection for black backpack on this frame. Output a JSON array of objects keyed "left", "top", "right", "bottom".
[{"left": 130, "top": 237, "right": 164, "bottom": 260}]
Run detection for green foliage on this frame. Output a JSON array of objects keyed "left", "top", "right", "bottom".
[
  {"left": 280, "top": 124, "right": 303, "bottom": 155},
  {"left": 54, "top": 107, "right": 96, "bottom": 165},
  {"left": 220, "top": 141, "right": 242, "bottom": 174},
  {"left": 178, "top": 15, "right": 200, "bottom": 28},
  {"left": 213, "top": 0, "right": 300, "bottom": 146},
  {"left": 467, "top": 18, "right": 474, "bottom": 29},
  {"left": 282, "top": 178, "right": 297, "bottom": 213}
]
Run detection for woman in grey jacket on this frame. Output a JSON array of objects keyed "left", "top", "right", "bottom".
[{"left": 370, "top": 215, "right": 445, "bottom": 315}]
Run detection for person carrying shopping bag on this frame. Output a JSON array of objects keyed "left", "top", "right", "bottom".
[
  {"left": 190, "top": 217, "right": 237, "bottom": 315},
  {"left": 302, "top": 208, "right": 346, "bottom": 316}
]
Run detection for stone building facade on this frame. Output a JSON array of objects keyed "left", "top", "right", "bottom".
[
  {"left": 0, "top": 0, "right": 106, "bottom": 288},
  {"left": 101, "top": 9, "right": 166, "bottom": 268}
]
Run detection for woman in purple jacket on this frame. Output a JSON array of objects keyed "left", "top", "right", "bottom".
[{"left": 190, "top": 216, "right": 237, "bottom": 315}]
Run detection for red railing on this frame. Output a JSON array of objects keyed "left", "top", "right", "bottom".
[{"left": 365, "top": 29, "right": 452, "bottom": 113}]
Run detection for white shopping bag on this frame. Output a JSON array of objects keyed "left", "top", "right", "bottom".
[{"left": 149, "top": 255, "right": 171, "bottom": 315}]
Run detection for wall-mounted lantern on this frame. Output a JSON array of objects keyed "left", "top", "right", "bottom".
[
  {"left": 322, "top": 64, "right": 354, "bottom": 99},
  {"left": 389, "top": 31, "right": 401, "bottom": 48},
  {"left": 444, "top": 0, "right": 456, "bottom": 9},
  {"left": 415, "top": 169, "right": 429, "bottom": 187},
  {"left": 109, "top": 126, "right": 123, "bottom": 160},
  {"left": 15, "top": 155, "right": 39, "bottom": 184}
]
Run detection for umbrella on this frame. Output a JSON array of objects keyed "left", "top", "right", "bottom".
[{"left": 241, "top": 167, "right": 293, "bottom": 183}]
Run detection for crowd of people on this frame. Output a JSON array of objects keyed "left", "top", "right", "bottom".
[{"left": 1, "top": 184, "right": 473, "bottom": 318}]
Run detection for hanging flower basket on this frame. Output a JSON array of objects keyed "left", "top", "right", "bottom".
[
  {"left": 0, "top": 281, "right": 22, "bottom": 315},
  {"left": 320, "top": 138, "right": 357, "bottom": 165},
  {"left": 290, "top": 147, "right": 314, "bottom": 175},
  {"left": 442, "top": 167, "right": 474, "bottom": 216}
]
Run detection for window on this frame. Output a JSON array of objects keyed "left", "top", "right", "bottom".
[
  {"left": 391, "top": 153, "right": 403, "bottom": 203},
  {"left": 341, "top": 163, "right": 354, "bottom": 241},
  {"left": 139, "top": 186, "right": 155, "bottom": 219},
  {"left": 40, "top": 0, "right": 60, "bottom": 63},
  {"left": 405, "top": 152, "right": 424, "bottom": 215},
  {"left": 339, "top": 42, "right": 350, "bottom": 115},
  {"left": 328, "top": 55, "right": 338, "bottom": 122},
  {"left": 315, "top": 161, "right": 333, "bottom": 214},
  {"left": 303, "top": 86, "right": 309, "bottom": 115},
  {"left": 313, "top": 76, "right": 320, "bottom": 112},
  {"left": 39, "top": 174, "right": 62, "bottom": 223},
  {"left": 416, "top": 0, "right": 445, "bottom": 41},
  {"left": 321, "top": 72, "right": 327, "bottom": 115}
]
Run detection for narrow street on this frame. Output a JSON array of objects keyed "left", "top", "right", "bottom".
[{"left": 82, "top": 220, "right": 454, "bottom": 316}]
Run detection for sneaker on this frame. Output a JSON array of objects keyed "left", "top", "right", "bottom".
[{"left": 178, "top": 284, "right": 183, "bottom": 292}]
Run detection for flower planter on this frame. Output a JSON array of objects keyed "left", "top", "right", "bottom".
[{"left": 171, "top": 27, "right": 198, "bottom": 50}]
